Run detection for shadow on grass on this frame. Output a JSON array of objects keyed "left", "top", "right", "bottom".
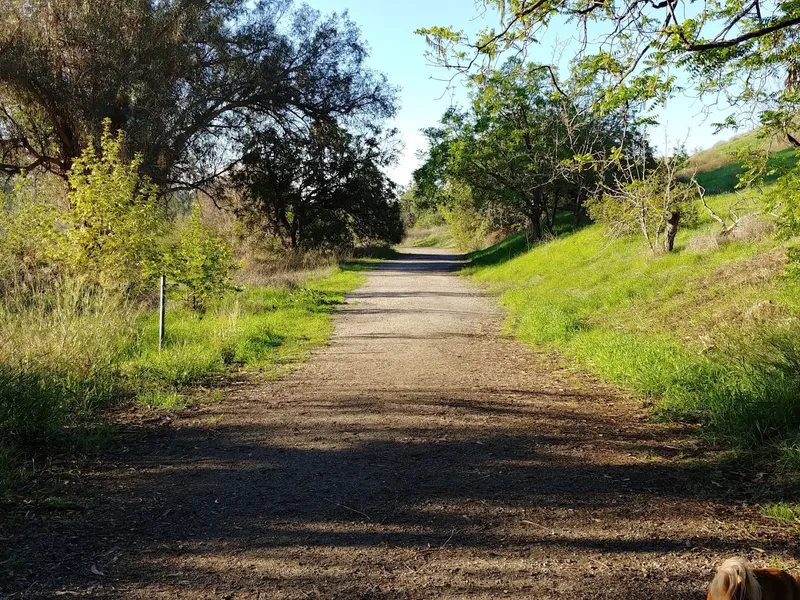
[{"left": 694, "top": 147, "right": 799, "bottom": 195}]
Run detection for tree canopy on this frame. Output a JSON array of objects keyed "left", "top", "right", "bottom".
[
  {"left": 0, "top": 0, "right": 397, "bottom": 196},
  {"left": 414, "top": 60, "right": 650, "bottom": 239},
  {"left": 0, "top": 0, "right": 403, "bottom": 252},
  {"left": 234, "top": 121, "right": 403, "bottom": 250},
  {"left": 417, "top": 0, "right": 800, "bottom": 141}
]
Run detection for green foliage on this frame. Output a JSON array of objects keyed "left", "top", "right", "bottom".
[
  {"left": 0, "top": 175, "right": 59, "bottom": 289},
  {"left": 466, "top": 220, "right": 800, "bottom": 463},
  {"left": 54, "top": 122, "right": 162, "bottom": 290},
  {"left": 419, "top": 0, "right": 800, "bottom": 144},
  {"left": 400, "top": 185, "right": 445, "bottom": 228},
  {"left": 163, "top": 203, "right": 238, "bottom": 313},
  {"left": 588, "top": 154, "right": 699, "bottom": 252},
  {"left": 414, "top": 59, "right": 651, "bottom": 244},
  {"left": 0, "top": 265, "right": 364, "bottom": 454},
  {"left": 764, "top": 160, "right": 800, "bottom": 276},
  {"left": 405, "top": 228, "right": 456, "bottom": 248},
  {"left": 235, "top": 123, "right": 403, "bottom": 251},
  {"left": 438, "top": 183, "right": 492, "bottom": 251},
  {"left": 0, "top": 1, "right": 397, "bottom": 193}
]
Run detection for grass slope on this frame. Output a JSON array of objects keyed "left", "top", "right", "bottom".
[
  {"left": 684, "top": 129, "right": 798, "bottom": 194},
  {"left": 466, "top": 220, "right": 800, "bottom": 467},
  {"left": 402, "top": 226, "right": 457, "bottom": 248}
]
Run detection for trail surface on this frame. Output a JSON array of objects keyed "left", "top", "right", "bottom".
[{"left": 3, "top": 248, "right": 797, "bottom": 599}]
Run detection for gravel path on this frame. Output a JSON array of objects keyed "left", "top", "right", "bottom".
[{"left": 2, "top": 248, "right": 797, "bottom": 599}]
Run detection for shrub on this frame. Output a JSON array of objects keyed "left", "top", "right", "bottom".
[
  {"left": 439, "top": 183, "right": 492, "bottom": 251},
  {"left": 53, "top": 120, "right": 163, "bottom": 292},
  {"left": 587, "top": 154, "right": 700, "bottom": 252},
  {"left": 0, "top": 175, "right": 60, "bottom": 293},
  {"left": 764, "top": 162, "right": 800, "bottom": 277},
  {"left": 163, "top": 202, "right": 239, "bottom": 313}
]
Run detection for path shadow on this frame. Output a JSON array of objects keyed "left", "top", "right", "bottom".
[{"left": 3, "top": 386, "right": 797, "bottom": 598}]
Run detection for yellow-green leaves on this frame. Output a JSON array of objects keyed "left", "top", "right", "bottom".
[
  {"left": 56, "top": 120, "right": 162, "bottom": 291},
  {"left": 162, "top": 202, "right": 239, "bottom": 314}
]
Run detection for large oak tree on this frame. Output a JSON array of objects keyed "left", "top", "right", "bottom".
[{"left": 0, "top": 0, "right": 396, "bottom": 196}]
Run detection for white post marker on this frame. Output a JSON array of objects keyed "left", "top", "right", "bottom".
[{"left": 159, "top": 275, "right": 166, "bottom": 352}]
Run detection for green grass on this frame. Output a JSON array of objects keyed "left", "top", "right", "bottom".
[
  {"left": 761, "top": 503, "right": 800, "bottom": 528},
  {"left": 0, "top": 265, "right": 366, "bottom": 495},
  {"left": 403, "top": 226, "right": 456, "bottom": 248},
  {"left": 465, "top": 216, "right": 800, "bottom": 460},
  {"left": 137, "top": 390, "right": 188, "bottom": 410},
  {"left": 469, "top": 230, "right": 535, "bottom": 266},
  {"left": 129, "top": 266, "right": 366, "bottom": 400},
  {"left": 695, "top": 148, "right": 799, "bottom": 194},
  {"left": 686, "top": 130, "right": 792, "bottom": 180}
]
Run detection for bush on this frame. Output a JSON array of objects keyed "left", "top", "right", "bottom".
[
  {"left": 163, "top": 202, "right": 239, "bottom": 313},
  {"left": 765, "top": 162, "right": 800, "bottom": 276},
  {"left": 53, "top": 121, "right": 163, "bottom": 292},
  {"left": 587, "top": 154, "right": 700, "bottom": 252},
  {"left": 0, "top": 175, "right": 60, "bottom": 293},
  {"left": 439, "top": 183, "right": 492, "bottom": 251}
]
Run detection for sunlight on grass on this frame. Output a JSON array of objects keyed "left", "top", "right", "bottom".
[
  {"left": 761, "top": 503, "right": 800, "bottom": 528},
  {"left": 466, "top": 208, "right": 800, "bottom": 459},
  {"left": 137, "top": 390, "right": 188, "bottom": 411},
  {"left": 124, "top": 267, "right": 365, "bottom": 402},
  {"left": 0, "top": 265, "right": 366, "bottom": 490}
]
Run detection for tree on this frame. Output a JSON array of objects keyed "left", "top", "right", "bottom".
[
  {"left": 587, "top": 151, "right": 699, "bottom": 252},
  {"left": 234, "top": 121, "right": 403, "bottom": 250},
  {"left": 414, "top": 60, "right": 648, "bottom": 239},
  {"left": 52, "top": 122, "right": 163, "bottom": 290},
  {"left": 414, "top": 64, "right": 564, "bottom": 239},
  {"left": 0, "top": 0, "right": 396, "bottom": 199},
  {"left": 417, "top": 0, "right": 800, "bottom": 142}
]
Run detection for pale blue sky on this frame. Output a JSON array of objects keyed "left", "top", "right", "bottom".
[{"left": 306, "top": 0, "right": 733, "bottom": 186}]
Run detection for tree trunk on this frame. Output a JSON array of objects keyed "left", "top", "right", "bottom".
[
  {"left": 663, "top": 210, "right": 680, "bottom": 252},
  {"left": 528, "top": 208, "right": 543, "bottom": 240},
  {"left": 572, "top": 203, "right": 586, "bottom": 229},
  {"left": 547, "top": 194, "right": 559, "bottom": 231}
]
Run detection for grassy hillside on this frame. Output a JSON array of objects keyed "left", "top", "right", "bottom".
[
  {"left": 685, "top": 130, "right": 798, "bottom": 194},
  {"left": 466, "top": 146, "right": 800, "bottom": 470},
  {"left": 402, "top": 226, "right": 457, "bottom": 248}
]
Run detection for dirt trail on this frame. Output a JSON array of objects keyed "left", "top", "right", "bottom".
[{"left": 2, "top": 248, "right": 797, "bottom": 599}]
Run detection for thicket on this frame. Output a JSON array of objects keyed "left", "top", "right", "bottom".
[{"left": 0, "top": 1, "right": 402, "bottom": 473}]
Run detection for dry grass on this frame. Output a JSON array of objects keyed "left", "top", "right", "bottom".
[
  {"left": 719, "top": 215, "right": 776, "bottom": 243},
  {"left": 683, "top": 130, "right": 792, "bottom": 176}
]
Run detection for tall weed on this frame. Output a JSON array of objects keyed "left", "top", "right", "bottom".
[{"left": 0, "top": 279, "right": 136, "bottom": 440}]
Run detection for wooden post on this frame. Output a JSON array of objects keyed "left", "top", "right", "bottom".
[{"left": 159, "top": 275, "right": 166, "bottom": 352}]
